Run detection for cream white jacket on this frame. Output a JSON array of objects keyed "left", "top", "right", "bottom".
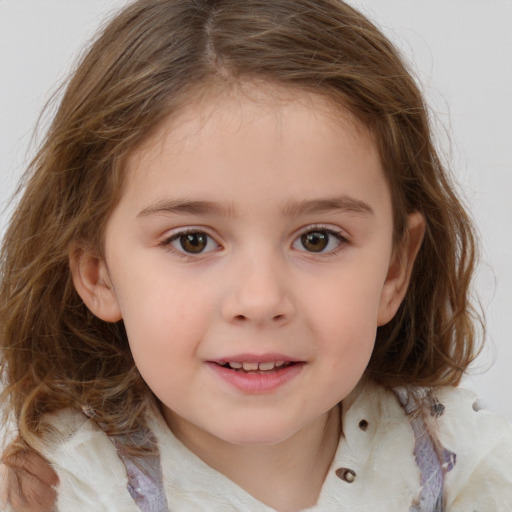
[{"left": 21, "top": 382, "right": 512, "bottom": 511}]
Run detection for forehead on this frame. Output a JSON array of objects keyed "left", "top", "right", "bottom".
[
  {"left": 129, "top": 82, "right": 372, "bottom": 166},
  {"left": 119, "top": 83, "right": 388, "bottom": 216}
]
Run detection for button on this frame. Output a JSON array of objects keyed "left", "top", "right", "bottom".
[
  {"left": 430, "top": 401, "right": 445, "bottom": 418},
  {"left": 472, "top": 400, "right": 483, "bottom": 412},
  {"left": 336, "top": 468, "right": 356, "bottom": 483},
  {"left": 358, "top": 419, "right": 369, "bottom": 431}
]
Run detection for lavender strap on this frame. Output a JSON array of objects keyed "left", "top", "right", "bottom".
[
  {"left": 110, "top": 430, "right": 170, "bottom": 512},
  {"left": 393, "top": 388, "right": 456, "bottom": 512}
]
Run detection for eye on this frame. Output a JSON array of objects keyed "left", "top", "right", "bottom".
[
  {"left": 293, "top": 227, "right": 346, "bottom": 254},
  {"left": 165, "top": 230, "right": 219, "bottom": 255}
]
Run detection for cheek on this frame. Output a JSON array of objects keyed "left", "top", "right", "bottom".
[
  {"left": 123, "top": 303, "right": 201, "bottom": 402},
  {"left": 114, "top": 257, "right": 214, "bottom": 325},
  {"left": 303, "top": 261, "right": 388, "bottom": 376},
  {"left": 309, "top": 267, "right": 387, "bottom": 336},
  {"left": 314, "top": 297, "right": 377, "bottom": 399},
  {"left": 113, "top": 271, "right": 219, "bottom": 375}
]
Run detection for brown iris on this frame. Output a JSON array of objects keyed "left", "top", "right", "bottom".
[
  {"left": 301, "top": 231, "right": 329, "bottom": 252},
  {"left": 179, "top": 232, "right": 208, "bottom": 253}
]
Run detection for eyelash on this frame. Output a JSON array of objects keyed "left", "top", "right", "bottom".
[
  {"left": 160, "top": 228, "right": 221, "bottom": 259},
  {"left": 160, "top": 224, "right": 349, "bottom": 259},
  {"left": 293, "top": 224, "right": 348, "bottom": 257}
]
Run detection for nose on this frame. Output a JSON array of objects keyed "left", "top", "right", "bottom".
[{"left": 220, "top": 253, "right": 295, "bottom": 328}]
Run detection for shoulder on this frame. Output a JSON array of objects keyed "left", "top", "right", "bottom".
[
  {"left": 36, "top": 408, "right": 138, "bottom": 512},
  {"left": 427, "top": 386, "right": 512, "bottom": 510},
  {"left": 347, "top": 381, "right": 512, "bottom": 510}
]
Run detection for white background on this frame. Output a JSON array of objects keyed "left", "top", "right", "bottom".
[{"left": 1, "top": 0, "right": 511, "bottom": 420}]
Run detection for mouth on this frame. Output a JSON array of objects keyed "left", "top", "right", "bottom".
[
  {"left": 213, "top": 360, "right": 298, "bottom": 373},
  {"left": 206, "top": 356, "right": 305, "bottom": 392}
]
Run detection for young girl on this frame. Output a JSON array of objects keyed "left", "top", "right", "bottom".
[{"left": 1, "top": 0, "right": 511, "bottom": 510}]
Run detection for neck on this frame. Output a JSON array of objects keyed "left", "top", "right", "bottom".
[{"left": 164, "top": 405, "right": 341, "bottom": 512}]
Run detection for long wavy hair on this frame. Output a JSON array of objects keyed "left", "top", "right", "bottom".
[{"left": 1, "top": 0, "right": 480, "bottom": 454}]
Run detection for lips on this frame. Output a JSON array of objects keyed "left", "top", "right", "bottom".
[
  {"left": 216, "top": 360, "right": 291, "bottom": 372},
  {"left": 211, "top": 353, "right": 301, "bottom": 364},
  {"left": 209, "top": 354, "right": 302, "bottom": 373},
  {"left": 206, "top": 354, "right": 305, "bottom": 392}
]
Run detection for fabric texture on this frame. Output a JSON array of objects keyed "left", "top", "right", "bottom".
[
  {"left": 110, "top": 430, "right": 170, "bottom": 512},
  {"left": 34, "top": 381, "right": 512, "bottom": 511}
]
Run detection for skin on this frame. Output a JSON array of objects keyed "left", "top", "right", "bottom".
[{"left": 66, "top": 85, "right": 424, "bottom": 511}]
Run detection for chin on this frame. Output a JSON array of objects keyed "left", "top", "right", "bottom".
[
  {"left": 215, "top": 422, "right": 300, "bottom": 446},
  {"left": 226, "top": 434, "right": 294, "bottom": 446}
]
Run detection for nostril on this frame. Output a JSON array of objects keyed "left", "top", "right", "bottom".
[{"left": 234, "top": 314, "right": 247, "bottom": 322}]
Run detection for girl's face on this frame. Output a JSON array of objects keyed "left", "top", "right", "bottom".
[{"left": 74, "top": 85, "right": 421, "bottom": 446}]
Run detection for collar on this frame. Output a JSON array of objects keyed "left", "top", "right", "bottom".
[{"left": 149, "top": 380, "right": 420, "bottom": 511}]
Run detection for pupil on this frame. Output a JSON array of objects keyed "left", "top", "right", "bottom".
[
  {"left": 302, "top": 231, "right": 328, "bottom": 252},
  {"left": 180, "top": 233, "right": 207, "bottom": 253}
]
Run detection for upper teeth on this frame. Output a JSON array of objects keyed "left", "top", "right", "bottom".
[{"left": 226, "top": 361, "right": 286, "bottom": 371}]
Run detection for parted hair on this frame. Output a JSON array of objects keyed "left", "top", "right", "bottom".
[{"left": 1, "top": 0, "right": 480, "bottom": 451}]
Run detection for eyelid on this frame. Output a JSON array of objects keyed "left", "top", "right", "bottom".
[
  {"left": 294, "top": 223, "right": 349, "bottom": 240},
  {"left": 161, "top": 225, "right": 216, "bottom": 240}
]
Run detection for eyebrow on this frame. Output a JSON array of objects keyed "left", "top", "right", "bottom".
[
  {"left": 282, "top": 196, "right": 374, "bottom": 217},
  {"left": 137, "top": 195, "right": 374, "bottom": 219},
  {"left": 137, "top": 199, "right": 237, "bottom": 218}
]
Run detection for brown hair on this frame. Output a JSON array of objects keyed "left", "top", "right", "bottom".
[{"left": 1, "top": 0, "right": 480, "bottom": 452}]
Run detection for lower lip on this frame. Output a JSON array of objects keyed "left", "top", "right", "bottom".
[{"left": 206, "top": 362, "right": 304, "bottom": 393}]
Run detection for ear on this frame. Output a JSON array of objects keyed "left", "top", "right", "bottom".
[
  {"left": 69, "top": 246, "right": 122, "bottom": 322},
  {"left": 377, "top": 211, "right": 425, "bottom": 326}
]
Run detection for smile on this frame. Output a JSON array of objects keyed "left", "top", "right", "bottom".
[
  {"left": 207, "top": 356, "right": 304, "bottom": 393},
  {"left": 217, "top": 361, "right": 291, "bottom": 372}
]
